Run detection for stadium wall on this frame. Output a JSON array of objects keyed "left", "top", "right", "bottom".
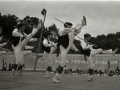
[{"left": 0, "top": 54, "right": 120, "bottom": 71}]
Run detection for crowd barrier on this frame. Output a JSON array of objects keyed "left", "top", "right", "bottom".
[{"left": 0, "top": 54, "right": 120, "bottom": 71}]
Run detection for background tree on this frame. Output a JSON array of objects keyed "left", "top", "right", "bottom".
[{"left": 0, "top": 13, "right": 120, "bottom": 54}]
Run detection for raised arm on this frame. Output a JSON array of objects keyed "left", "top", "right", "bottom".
[
  {"left": 29, "top": 38, "right": 37, "bottom": 42},
  {"left": 80, "top": 40, "right": 93, "bottom": 50}
]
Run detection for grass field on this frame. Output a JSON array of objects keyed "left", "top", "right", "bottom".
[{"left": 0, "top": 71, "right": 120, "bottom": 90}]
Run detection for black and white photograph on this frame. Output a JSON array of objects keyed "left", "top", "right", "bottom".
[{"left": 0, "top": 0, "right": 120, "bottom": 90}]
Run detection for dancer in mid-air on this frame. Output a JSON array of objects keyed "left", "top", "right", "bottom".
[
  {"left": 80, "top": 33, "right": 118, "bottom": 81},
  {"left": 10, "top": 20, "right": 43, "bottom": 78},
  {"left": 53, "top": 16, "right": 86, "bottom": 83}
]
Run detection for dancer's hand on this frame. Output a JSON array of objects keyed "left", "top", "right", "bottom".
[
  {"left": 30, "top": 38, "right": 37, "bottom": 42},
  {"left": 30, "top": 46, "right": 35, "bottom": 49},
  {"left": 25, "top": 45, "right": 34, "bottom": 49}
]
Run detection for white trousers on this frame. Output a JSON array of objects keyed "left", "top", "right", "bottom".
[
  {"left": 13, "top": 34, "right": 33, "bottom": 65},
  {"left": 86, "top": 48, "right": 112, "bottom": 69},
  {"left": 43, "top": 46, "right": 57, "bottom": 66}
]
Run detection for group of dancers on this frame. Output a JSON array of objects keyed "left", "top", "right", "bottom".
[
  {"left": 0, "top": 16, "right": 118, "bottom": 83},
  {"left": 40, "top": 16, "right": 118, "bottom": 83}
]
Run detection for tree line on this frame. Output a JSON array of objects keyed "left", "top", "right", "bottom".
[{"left": 0, "top": 13, "right": 120, "bottom": 54}]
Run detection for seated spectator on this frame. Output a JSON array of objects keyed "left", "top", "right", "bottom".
[
  {"left": 76, "top": 69, "right": 80, "bottom": 74},
  {"left": 99, "top": 70, "right": 103, "bottom": 76},
  {"left": 69, "top": 68, "right": 72, "bottom": 74},
  {"left": 4, "top": 62, "right": 7, "bottom": 71},
  {"left": 63, "top": 65, "right": 68, "bottom": 74},
  {"left": 115, "top": 66, "right": 120, "bottom": 77},
  {"left": 9, "top": 63, "right": 12, "bottom": 71},
  {"left": 94, "top": 70, "right": 98, "bottom": 75}
]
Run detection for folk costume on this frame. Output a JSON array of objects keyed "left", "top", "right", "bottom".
[
  {"left": 53, "top": 17, "right": 86, "bottom": 83},
  {"left": 80, "top": 33, "right": 118, "bottom": 81},
  {"left": 41, "top": 32, "right": 57, "bottom": 77},
  {"left": 10, "top": 20, "right": 42, "bottom": 78}
]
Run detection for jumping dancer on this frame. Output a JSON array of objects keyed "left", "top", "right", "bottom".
[
  {"left": 80, "top": 33, "right": 118, "bottom": 81},
  {"left": 10, "top": 20, "right": 42, "bottom": 78},
  {"left": 53, "top": 16, "right": 86, "bottom": 83}
]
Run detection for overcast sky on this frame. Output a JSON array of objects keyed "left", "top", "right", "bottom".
[{"left": 0, "top": 0, "right": 120, "bottom": 38}]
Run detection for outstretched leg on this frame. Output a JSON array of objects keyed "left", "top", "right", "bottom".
[
  {"left": 91, "top": 48, "right": 118, "bottom": 56},
  {"left": 21, "top": 29, "right": 38, "bottom": 50},
  {"left": 21, "top": 20, "right": 42, "bottom": 50}
]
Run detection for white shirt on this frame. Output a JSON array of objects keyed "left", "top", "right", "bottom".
[
  {"left": 43, "top": 38, "right": 52, "bottom": 47},
  {"left": 43, "top": 38, "right": 56, "bottom": 47},
  {"left": 80, "top": 39, "right": 93, "bottom": 50}
]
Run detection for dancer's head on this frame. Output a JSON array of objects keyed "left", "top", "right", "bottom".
[
  {"left": 64, "top": 22, "right": 73, "bottom": 28},
  {"left": 84, "top": 33, "right": 91, "bottom": 41},
  {"left": 17, "top": 21, "right": 26, "bottom": 33},
  {"left": 43, "top": 32, "right": 53, "bottom": 39},
  {"left": 48, "top": 32, "right": 53, "bottom": 39}
]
